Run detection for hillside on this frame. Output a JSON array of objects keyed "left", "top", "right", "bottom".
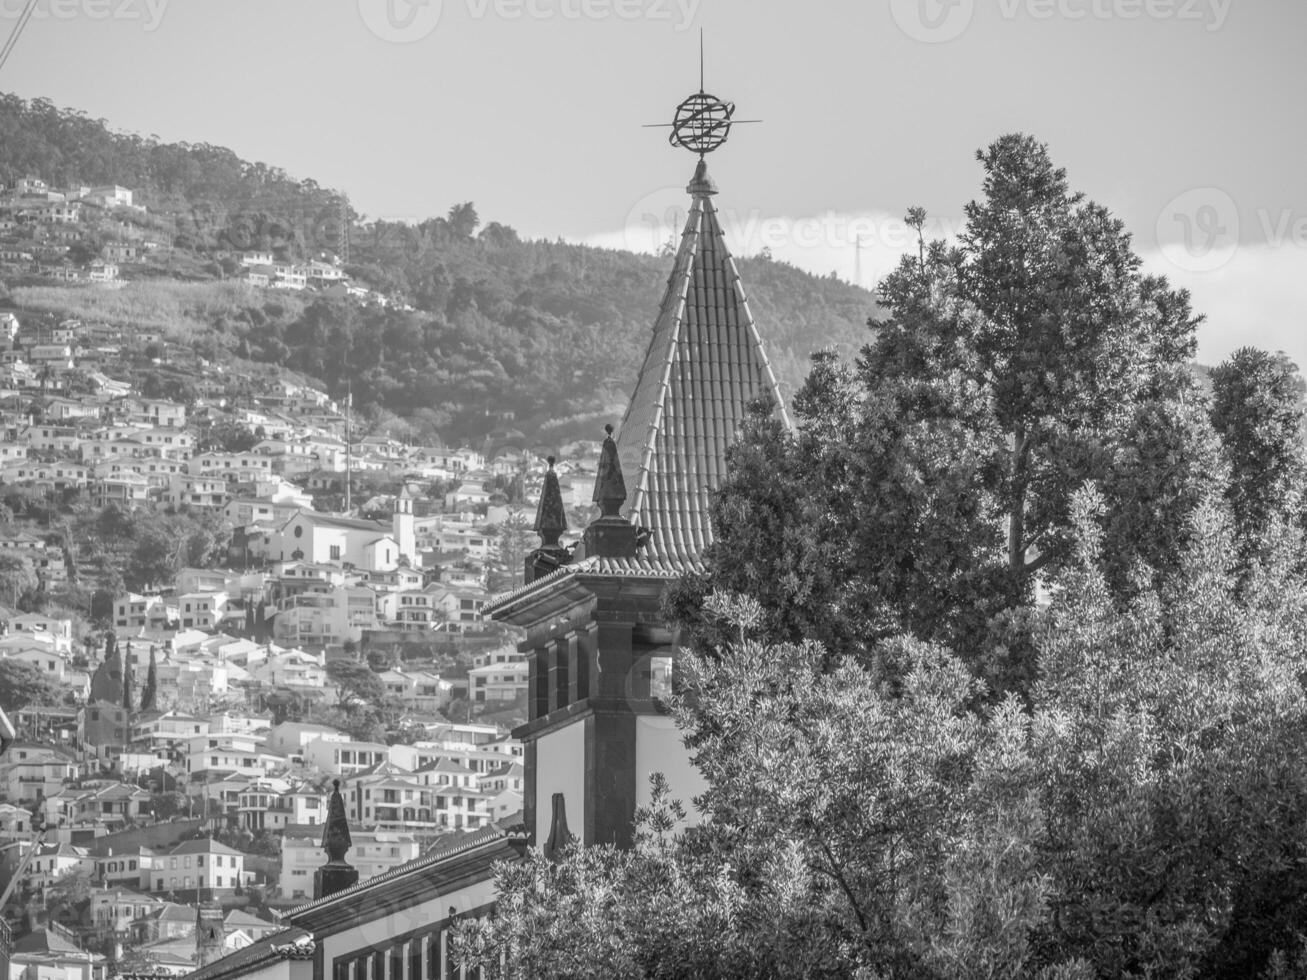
[{"left": 0, "top": 94, "right": 879, "bottom": 444}]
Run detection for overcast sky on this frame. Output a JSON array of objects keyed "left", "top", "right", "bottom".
[{"left": 3, "top": 0, "right": 1304, "bottom": 367}]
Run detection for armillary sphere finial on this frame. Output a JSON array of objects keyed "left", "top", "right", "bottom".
[{"left": 642, "top": 31, "right": 760, "bottom": 158}]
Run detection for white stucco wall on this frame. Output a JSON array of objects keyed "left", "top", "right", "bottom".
[
  {"left": 635, "top": 715, "right": 706, "bottom": 827},
  {"left": 531, "top": 722, "right": 587, "bottom": 844}
]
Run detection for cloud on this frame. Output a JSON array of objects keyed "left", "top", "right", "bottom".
[{"left": 1141, "top": 244, "right": 1307, "bottom": 370}]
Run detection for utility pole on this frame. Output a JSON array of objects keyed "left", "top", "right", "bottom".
[
  {"left": 344, "top": 386, "right": 352, "bottom": 514},
  {"left": 854, "top": 233, "right": 871, "bottom": 289},
  {"left": 340, "top": 195, "right": 350, "bottom": 266}
]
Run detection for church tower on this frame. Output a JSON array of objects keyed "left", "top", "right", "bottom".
[
  {"left": 392, "top": 484, "right": 416, "bottom": 564},
  {"left": 487, "top": 85, "right": 788, "bottom": 850}
]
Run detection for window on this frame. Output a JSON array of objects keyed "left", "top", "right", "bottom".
[{"left": 330, "top": 545, "right": 341, "bottom": 560}]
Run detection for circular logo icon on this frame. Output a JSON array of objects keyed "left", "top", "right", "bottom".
[
  {"left": 1156, "top": 187, "right": 1240, "bottom": 274},
  {"left": 357, "top": 0, "right": 443, "bottom": 43},
  {"left": 623, "top": 187, "right": 691, "bottom": 256},
  {"left": 890, "top": 0, "right": 975, "bottom": 43}
]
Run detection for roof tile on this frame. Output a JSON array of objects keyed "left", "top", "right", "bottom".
[{"left": 616, "top": 165, "right": 790, "bottom": 565}]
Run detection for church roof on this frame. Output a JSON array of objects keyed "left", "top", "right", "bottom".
[{"left": 615, "top": 159, "right": 790, "bottom": 566}]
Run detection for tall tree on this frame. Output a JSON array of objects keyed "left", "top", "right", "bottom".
[
  {"left": 140, "top": 646, "right": 158, "bottom": 712},
  {"left": 675, "top": 135, "right": 1205, "bottom": 691},
  {"left": 90, "top": 632, "right": 123, "bottom": 704},
  {"left": 122, "top": 640, "right": 135, "bottom": 713}
]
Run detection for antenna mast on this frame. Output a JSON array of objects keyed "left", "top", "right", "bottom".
[{"left": 344, "top": 387, "right": 352, "bottom": 514}]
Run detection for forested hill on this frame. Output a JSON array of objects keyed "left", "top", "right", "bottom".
[{"left": 0, "top": 93, "right": 878, "bottom": 444}]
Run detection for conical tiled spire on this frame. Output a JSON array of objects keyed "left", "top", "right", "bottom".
[
  {"left": 615, "top": 160, "right": 790, "bottom": 565},
  {"left": 534, "top": 456, "right": 568, "bottom": 547},
  {"left": 592, "top": 424, "right": 627, "bottom": 518},
  {"left": 525, "top": 456, "right": 571, "bottom": 583}
]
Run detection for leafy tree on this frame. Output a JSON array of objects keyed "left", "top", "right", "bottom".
[
  {"left": 0, "top": 659, "right": 60, "bottom": 713},
  {"left": 147, "top": 790, "right": 190, "bottom": 821},
  {"left": 197, "top": 416, "right": 259, "bottom": 453},
  {"left": 1209, "top": 347, "right": 1305, "bottom": 568},
  {"left": 45, "top": 868, "right": 94, "bottom": 926},
  {"left": 325, "top": 658, "right": 385, "bottom": 706},
  {"left": 446, "top": 202, "right": 480, "bottom": 239},
  {"left": 305, "top": 703, "right": 385, "bottom": 744},
  {"left": 0, "top": 551, "right": 38, "bottom": 608},
  {"left": 465, "top": 495, "right": 1307, "bottom": 979},
  {"left": 125, "top": 527, "right": 177, "bottom": 592},
  {"left": 673, "top": 135, "right": 1204, "bottom": 693}
]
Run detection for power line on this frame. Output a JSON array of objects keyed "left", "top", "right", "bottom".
[{"left": 0, "top": 0, "right": 39, "bottom": 75}]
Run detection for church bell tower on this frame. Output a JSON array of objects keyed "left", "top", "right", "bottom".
[{"left": 486, "top": 77, "right": 789, "bottom": 850}]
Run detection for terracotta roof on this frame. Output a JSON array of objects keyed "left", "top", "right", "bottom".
[{"left": 615, "top": 160, "right": 790, "bottom": 565}]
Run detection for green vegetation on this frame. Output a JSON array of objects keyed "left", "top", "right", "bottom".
[
  {"left": 0, "top": 93, "right": 877, "bottom": 446},
  {"left": 0, "top": 658, "right": 60, "bottom": 713},
  {"left": 456, "top": 136, "right": 1307, "bottom": 979}
]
